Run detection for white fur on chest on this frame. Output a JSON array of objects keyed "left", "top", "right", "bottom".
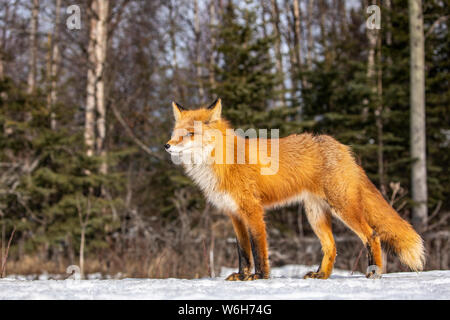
[{"left": 184, "top": 163, "right": 238, "bottom": 213}]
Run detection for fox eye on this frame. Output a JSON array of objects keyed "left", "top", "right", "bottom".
[{"left": 185, "top": 132, "right": 194, "bottom": 137}]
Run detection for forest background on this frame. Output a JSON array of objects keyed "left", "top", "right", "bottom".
[{"left": 0, "top": 0, "right": 448, "bottom": 278}]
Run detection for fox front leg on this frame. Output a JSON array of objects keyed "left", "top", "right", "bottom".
[
  {"left": 242, "top": 205, "right": 270, "bottom": 280},
  {"left": 225, "top": 239, "right": 253, "bottom": 281},
  {"left": 243, "top": 231, "right": 270, "bottom": 280},
  {"left": 225, "top": 215, "right": 253, "bottom": 281}
]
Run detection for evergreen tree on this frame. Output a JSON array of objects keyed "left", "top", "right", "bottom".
[
  {"left": 0, "top": 77, "right": 121, "bottom": 263},
  {"left": 300, "top": 6, "right": 380, "bottom": 177},
  {"left": 301, "top": 0, "right": 449, "bottom": 213},
  {"left": 211, "top": 1, "right": 293, "bottom": 133},
  {"left": 423, "top": 0, "right": 450, "bottom": 209}
]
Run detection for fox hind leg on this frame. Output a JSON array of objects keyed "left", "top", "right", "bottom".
[
  {"left": 365, "top": 232, "right": 383, "bottom": 278},
  {"left": 303, "top": 203, "right": 336, "bottom": 279},
  {"left": 332, "top": 203, "right": 383, "bottom": 278},
  {"left": 345, "top": 218, "right": 383, "bottom": 278}
]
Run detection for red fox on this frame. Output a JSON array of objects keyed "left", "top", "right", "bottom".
[{"left": 165, "top": 98, "right": 425, "bottom": 280}]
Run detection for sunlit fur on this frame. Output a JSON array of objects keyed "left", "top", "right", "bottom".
[{"left": 166, "top": 99, "right": 425, "bottom": 280}]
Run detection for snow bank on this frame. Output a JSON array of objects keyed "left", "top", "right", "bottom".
[{"left": 1, "top": 265, "right": 449, "bottom": 300}]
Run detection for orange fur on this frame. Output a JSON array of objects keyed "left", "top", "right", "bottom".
[{"left": 166, "top": 99, "right": 425, "bottom": 280}]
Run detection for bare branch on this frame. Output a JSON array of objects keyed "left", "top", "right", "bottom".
[
  {"left": 109, "top": 101, "right": 163, "bottom": 160},
  {"left": 1, "top": 225, "right": 16, "bottom": 278},
  {"left": 425, "top": 15, "right": 448, "bottom": 39}
]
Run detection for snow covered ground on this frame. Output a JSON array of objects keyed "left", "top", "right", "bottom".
[{"left": 1, "top": 265, "right": 449, "bottom": 300}]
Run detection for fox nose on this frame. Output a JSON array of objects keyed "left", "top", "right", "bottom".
[{"left": 164, "top": 144, "right": 171, "bottom": 150}]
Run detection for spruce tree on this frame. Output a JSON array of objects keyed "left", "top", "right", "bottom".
[
  {"left": 211, "top": 1, "right": 293, "bottom": 133},
  {"left": 0, "top": 77, "right": 120, "bottom": 262},
  {"left": 422, "top": 0, "right": 450, "bottom": 209}
]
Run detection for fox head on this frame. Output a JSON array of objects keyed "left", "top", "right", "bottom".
[{"left": 165, "top": 98, "right": 229, "bottom": 164}]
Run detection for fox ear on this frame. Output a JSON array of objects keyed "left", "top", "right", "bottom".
[
  {"left": 172, "top": 101, "right": 185, "bottom": 121},
  {"left": 207, "top": 98, "right": 222, "bottom": 122}
]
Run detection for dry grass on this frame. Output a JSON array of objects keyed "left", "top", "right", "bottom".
[
  {"left": 4, "top": 201, "right": 448, "bottom": 278},
  {"left": 5, "top": 232, "right": 448, "bottom": 279}
]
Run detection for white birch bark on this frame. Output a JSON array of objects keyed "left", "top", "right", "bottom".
[
  {"left": 85, "top": 0, "right": 98, "bottom": 158},
  {"left": 95, "top": 0, "right": 109, "bottom": 175}
]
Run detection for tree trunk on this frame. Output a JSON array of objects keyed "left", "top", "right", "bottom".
[
  {"left": 95, "top": 0, "right": 109, "bottom": 175},
  {"left": 194, "top": 0, "right": 204, "bottom": 100},
  {"left": 79, "top": 225, "right": 85, "bottom": 279},
  {"left": 270, "top": 0, "right": 287, "bottom": 106},
  {"left": 306, "top": 0, "right": 314, "bottom": 70},
  {"left": 284, "top": 0, "right": 297, "bottom": 100},
  {"left": 386, "top": 0, "right": 392, "bottom": 46},
  {"left": 408, "top": 0, "right": 428, "bottom": 232},
  {"left": 168, "top": 0, "right": 184, "bottom": 100},
  {"left": 292, "top": 0, "right": 306, "bottom": 91},
  {"left": 48, "top": 0, "right": 61, "bottom": 130},
  {"left": 337, "top": 0, "right": 346, "bottom": 35},
  {"left": 260, "top": 0, "right": 269, "bottom": 39},
  {"left": 292, "top": 0, "right": 303, "bottom": 73},
  {"left": 365, "top": 1, "right": 385, "bottom": 195},
  {"left": 1, "top": 222, "right": 4, "bottom": 272},
  {"left": 0, "top": 2, "right": 7, "bottom": 81},
  {"left": 85, "top": 0, "right": 109, "bottom": 171},
  {"left": 27, "top": 0, "right": 39, "bottom": 94},
  {"left": 319, "top": 0, "right": 330, "bottom": 67},
  {"left": 0, "top": 50, "right": 4, "bottom": 81},
  {"left": 385, "top": 0, "right": 393, "bottom": 114},
  {"left": 85, "top": 1, "right": 97, "bottom": 158},
  {"left": 376, "top": 31, "right": 385, "bottom": 196},
  {"left": 209, "top": 0, "right": 217, "bottom": 91},
  {"left": 0, "top": 7, "right": 4, "bottom": 80}
]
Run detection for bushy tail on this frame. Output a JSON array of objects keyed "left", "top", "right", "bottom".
[{"left": 362, "top": 178, "right": 426, "bottom": 271}]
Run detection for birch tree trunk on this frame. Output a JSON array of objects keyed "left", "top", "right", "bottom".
[
  {"left": 284, "top": 0, "right": 297, "bottom": 107},
  {"left": 95, "top": 0, "right": 109, "bottom": 175},
  {"left": 408, "top": 0, "right": 428, "bottom": 232},
  {"left": 85, "top": 1, "right": 98, "bottom": 158},
  {"left": 85, "top": 0, "right": 109, "bottom": 172},
  {"left": 292, "top": 0, "right": 306, "bottom": 90},
  {"left": 27, "top": 0, "right": 39, "bottom": 94}
]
